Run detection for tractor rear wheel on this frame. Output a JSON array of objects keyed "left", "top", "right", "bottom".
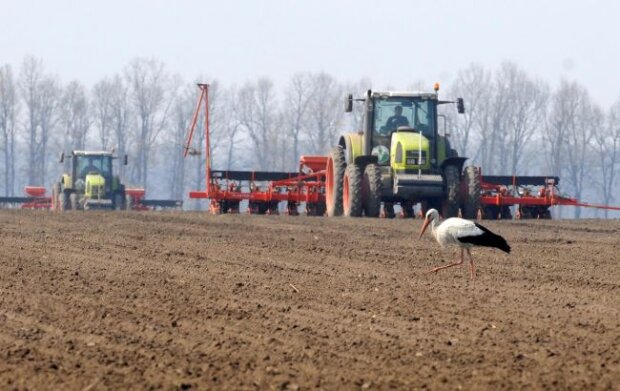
[
  {"left": 59, "top": 192, "right": 71, "bottom": 211},
  {"left": 362, "top": 164, "right": 382, "bottom": 217},
  {"left": 343, "top": 164, "right": 363, "bottom": 217},
  {"left": 326, "top": 146, "right": 346, "bottom": 217},
  {"left": 383, "top": 202, "right": 396, "bottom": 218},
  {"left": 464, "top": 166, "right": 481, "bottom": 219},
  {"left": 444, "top": 165, "right": 461, "bottom": 218},
  {"left": 70, "top": 193, "right": 79, "bottom": 210},
  {"left": 51, "top": 183, "right": 61, "bottom": 211},
  {"left": 401, "top": 200, "right": 415, "bottom": 218},
  {"left": 113, "top": 193, "right": 124, "bottom": 211}
]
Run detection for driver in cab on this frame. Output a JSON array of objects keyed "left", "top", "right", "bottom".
[{"left": 383, "top": 105, "right": 409, "bottom": 133}]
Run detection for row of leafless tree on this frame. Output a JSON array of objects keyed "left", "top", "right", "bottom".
[
  {"left": 449, "top": 63, "right": 620, "bottom": 217},
  {"left": 0, "top": 57, "right": 618, "bottom": 216}
]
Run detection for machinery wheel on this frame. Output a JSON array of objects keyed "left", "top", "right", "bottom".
[
  {"left": 444, "top": 165, "right": 461, "bottom": 218},
  {"left": 362, "top": 164, "right": 382, "bottom": 217},
  {"left": 326, "top": 146, "right": 346, "bottom": 217},
  {"left": 401, "top": 200, "right": 415, "bottom": 218},
  {"left": 51, "top": 183, "right": 61, "bottom": 211},
  {"left": 306, "top": 202, "right": 326, "bottom": 216},
  {"left": 383, "top": 202, "right": 396, "bottom": 218},
  {"left": 464, "top": 166, "right": 481, "bottom": 219},
  {"left": 343, "top": 164, "right": 363, "bottom": 217},
  {"left": 287, "top": 202, "right": 299, "bottom": 216},
  {"left": 69, "top": 193, "right": 79, "bottom": 210},
  {"left": 500, "top": 206, "right": 512, "bottom": 220},
  {"left": 113, "top": 193, "right": 124, "bottom": 211},
  {"left": 59, "top": 192, "right": 71, "bottom": 211},
  {"left": 539, "top": 207, "right": 552, "bottom": 219},
  {"left": 483, "top": 206, "right": 499, "bottom": 220},
  {"left": 422, "top": 198, "right": 443, "bottom": 217}
]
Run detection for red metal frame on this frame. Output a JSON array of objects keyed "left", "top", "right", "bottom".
[
  {"left": 185, "top": 84, "right": 327, "bottom": 214},
  {"left": 474, "top": 167, "right": 620, "bottom": 214}
]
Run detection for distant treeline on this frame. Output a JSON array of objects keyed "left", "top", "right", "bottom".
[{"left": 0, "top": 57, "right": 618, "bottom": 217}]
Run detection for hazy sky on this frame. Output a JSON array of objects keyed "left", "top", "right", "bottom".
[{"left": 3, "top": 0, "right": 620, "bottom": 106}]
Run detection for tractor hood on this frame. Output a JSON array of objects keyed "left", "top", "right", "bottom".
[{"left": 390, "top": 131, "right": 431, "bottom": 171}]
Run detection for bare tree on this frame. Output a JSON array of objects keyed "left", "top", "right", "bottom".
[
  {"left": 505, "top": 70, "right": 549, "bottom": 175},
  {"left": 450, "top": 64, "right": 492, "bottom": 160},
  {"left": 60, "top": 80, "right": 90, "bottom": 150},
  {"left": 92, "top": 77, "right": 115, "bottom": 150},
  {"left": 0, "top": 64, "right": 18, "bottom": 196},
  {"left": 306, "top": 72, "right": 342, "bottom": 155},
  {"left": 108, "top": 74, "right": 132, "bottom": 181},
  {"left": 166, "top": 77, "right": 198, "bottom": 200},
  {"left": 282, "top": 73, "right": 312, "bottom": 169},
  {"left": 19, "top": 56, "right": 61, "bottom": 186},
  {"left": 237, "top": 78, "right": 278, "bottom": 170},
  {"left": 219, "top": 85, "right": 242, "bottom": 171},
  {"left": 125, "top": 58, "right": 172, "bottom": 188},
  {"left": 592, "top": 99, "right": 620, "bottom": 217},
  {"left": 545, "top": 80, "right": 595, "bottom": 218}
]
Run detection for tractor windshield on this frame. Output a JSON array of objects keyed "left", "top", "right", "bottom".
[
  {"left": 373, "top": 97, "right": 436, "bottom": 140},
  {"left": 75, "top": 155, "right": 113, "bottom": 179}
]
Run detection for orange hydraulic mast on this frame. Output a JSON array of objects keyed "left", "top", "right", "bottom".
[
  {"left": 183, "top": 84, "right": 212, "bottom": 197},
  {"left": 202, "top": 84, "right": 211, "bottom": 198}
]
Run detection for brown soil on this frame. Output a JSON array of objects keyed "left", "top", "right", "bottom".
[{"left": 0, "top": 211, "right": 619, "bottom": 390}]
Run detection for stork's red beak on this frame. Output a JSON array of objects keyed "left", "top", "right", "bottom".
[{"left": 419, "top": 217, "right": 431, "bottom": 239}]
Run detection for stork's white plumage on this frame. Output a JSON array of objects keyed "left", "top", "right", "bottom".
[{"left": 419, "top": 209, "right": 511, "bottom": 280}]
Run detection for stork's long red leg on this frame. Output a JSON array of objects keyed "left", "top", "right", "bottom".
[
  {"left": 466, "top": 248, "right": 476, "bottom": 280},
  {"left": 429, "top": 248, "right": 465, "bottom": 274}
]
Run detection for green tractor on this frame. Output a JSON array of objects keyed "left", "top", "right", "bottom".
[
  {"left": 52, "top": 150, "right": 128, "bottom": 211},
  {"left": 325, "top": 85, "right": 479, "bottom": 218}
]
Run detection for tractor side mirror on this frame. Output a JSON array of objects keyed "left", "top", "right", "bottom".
[
  {"left": 344, "top": 94, "right": 353, "bottom": 113},
  {"left": 457, "top": 98, "right": 465, "bottom": 114},
  {"left": 59, "top": 152, "right": 65, "bottom": 163},
  {"left": 124, "top": 155, "right": 128, "bottom": 165}
]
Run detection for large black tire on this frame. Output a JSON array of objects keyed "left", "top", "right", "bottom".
[
  {"left": 59, "top": 191, "right": 71, "bottom": 211},
  {"left": 463, "top": 166, "right": 481, "bottom": 219},
  {"left": 113, "top": 193, "right": 124, "bottom": 211},
  {"left": 362, "top": 164, "right": 382, "bottom": 217},
  {"left": 326, "top": 146, "right": 346, "bottom": 217},
  {"left": 343, "top": 164, "right": 363, "bottom": 217},
  {"left": 444, "top": 165, "right": 461, "bottom": 218},
  {"left": 51, "top": 183, "right": 61, "bottom": 211},
  {"left": 306, "top": 202, "right": 326, "bottom": 217},
  {"left": 383, "top": 202, "right": 396, "bottom": 218},
  {"left": 69, "top": 193, "right": 79, "bottom": 210},
  {"left": 401, "top": 200, "right": 415, "bottom": 218}
]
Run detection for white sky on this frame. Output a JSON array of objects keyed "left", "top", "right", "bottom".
[{"left": 3, "top": 0, "right": 620, "bottom": 107}]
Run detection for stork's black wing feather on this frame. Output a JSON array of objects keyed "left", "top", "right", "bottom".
[{"left": 457, "top": 223, "right": 511, "bottom": 253}]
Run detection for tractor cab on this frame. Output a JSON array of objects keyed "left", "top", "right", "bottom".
[
  {"left": 348, "top": 89, "right": 463, "bottom": 172},
  {"left": 73, "top": 152, "right": 113, "bottom": 185},
  {"left": 55, "top": 150, "right": 127, "bottom": 210}
]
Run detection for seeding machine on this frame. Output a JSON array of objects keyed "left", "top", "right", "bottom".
[
  {"left": 184, "top": 83, "right": 620, "bottom": 219},
  {"left": 0, "top": 150, "right": 182, "bottom": 211}
]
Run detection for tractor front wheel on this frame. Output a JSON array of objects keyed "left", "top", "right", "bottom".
[
  {"left": 401, "top": 200, "right": 415, "bottom": 218},
  {"left": 464, "top": 166, "right": 481, "bottom": 219},
  {"left": 444, "top": 165, "right": 461, "bottom": 218},
  {"left": 70, "top": 193, "right": 79, "bottom": 210},
  {"left": 343, "top": 164, "right": 363, "bottom": 217},
  {"left": 59, "top": 192, "right": 71, "bottom": 211},
  {"left": 362, "top": 164, "right": 382, "bottom": 217},
  {"left": 326, "top": 146, "right": 346, "bottom": 217}
]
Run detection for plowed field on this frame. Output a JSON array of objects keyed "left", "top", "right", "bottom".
[{"left": 1, "top": 211, "right": 619, "bottom": 390}]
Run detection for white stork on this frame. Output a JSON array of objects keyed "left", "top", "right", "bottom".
[{"left": 418, "top": 209, "right": 511, "bottom": 280}]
